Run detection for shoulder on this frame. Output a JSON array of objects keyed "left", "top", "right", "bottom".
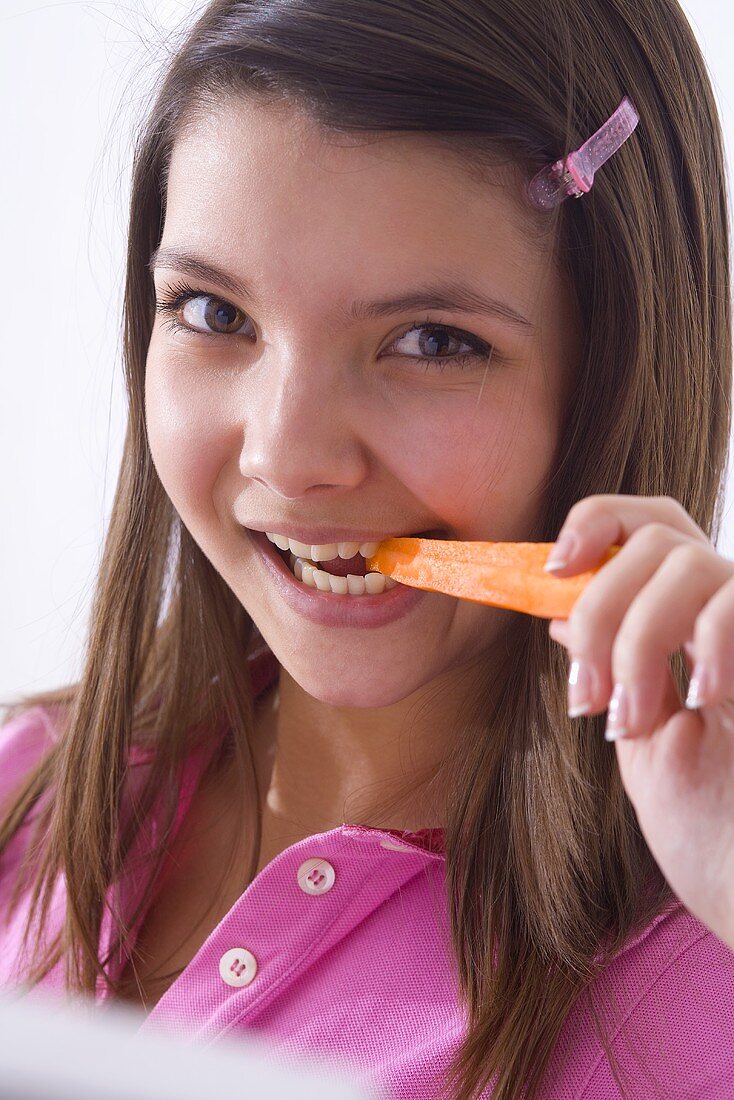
[
  {"left": 0, "top": 707, "right": 67, "bottom": 990},
  {"left": 580, "top": 902, "right": 734, "bottom": 1096},
  {"left": 610, "top": 898, "right": 734, "bottom": 998},
  {"left": 0, "top": 706, "right": 60, "bottom": 815}
]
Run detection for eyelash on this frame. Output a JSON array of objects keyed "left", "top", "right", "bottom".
[{"left": 154, "top": 279, "right": 494, "bottom": 372}]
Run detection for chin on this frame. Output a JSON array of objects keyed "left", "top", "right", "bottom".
[{"left": 285, "top": 661, "right": 423, "bottom": 709}]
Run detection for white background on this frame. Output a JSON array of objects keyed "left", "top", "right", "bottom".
[{"left": 1, "top": 1, "right": 733, "bottom": 701}]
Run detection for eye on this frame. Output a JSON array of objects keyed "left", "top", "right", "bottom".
[
  {"left": 155, "top": 280, "right": 254, "bottom": 339},
  {"left": 385, "top": 320, "right": 494, "bottom": 372},
  {"left": 154, "top": 281, "right": 496, "bottom": 371}
]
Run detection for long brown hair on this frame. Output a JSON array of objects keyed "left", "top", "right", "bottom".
[{"left": 1, "top": 2, "right": 730, "bottom": 1097}]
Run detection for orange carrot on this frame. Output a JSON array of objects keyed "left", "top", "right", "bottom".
[{"left": 365, "top": 539, "right": 622, "bottom": 619}]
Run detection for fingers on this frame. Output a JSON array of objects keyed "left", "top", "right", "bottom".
[
  {"left": 549, "top": 621, "right": 688, "bottom": 738},
  {"left": 546, "top": 494, "right": 710, "bottom": 579},
  {"left": 550, "top": 527, "right": 734, "bottom": 738},
  {"left": 683, "top": 572, "right": 734, "bottom": 706}
]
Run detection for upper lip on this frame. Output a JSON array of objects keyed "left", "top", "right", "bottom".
[{"left": 245, "top": 524, "right": 444, "bottom": 544}]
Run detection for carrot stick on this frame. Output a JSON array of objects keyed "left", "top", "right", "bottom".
[{"left": 365, "top": 538, "right": 622, "bottom": 619}]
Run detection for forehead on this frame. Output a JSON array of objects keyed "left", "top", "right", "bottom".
[
  {"left": 165, "top": 96, "right": 551, "bottom": 253},
  {"left": 158, "top": 98, "right": 568, "bottom": 344}
]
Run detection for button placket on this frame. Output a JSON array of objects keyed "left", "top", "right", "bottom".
[{"left": 138, "top": 828, "right": 444, "bottom": 1037}]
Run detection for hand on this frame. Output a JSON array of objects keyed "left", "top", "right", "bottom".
[{"left": 546, "top": 494, "right": 734, "bottom": 952}]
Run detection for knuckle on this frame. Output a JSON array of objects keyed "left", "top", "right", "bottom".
[
  {"left": 718, "top": 573, "right": 734, "bottom": 604},
  {"left": 696, "top": 605, "right": 729, "bottom": 653},
  {"left": 628, "top": 521, "right": 672, "bottom": 551},
  {"left": 565, "top": 495, "right": 606, "bottom": 526},
  {"left": 661, "top": 494, "right": 687, "bottom": 520},
  {"left": 611, "top": 618, "right": 646, "bottom": 679},
  {"left": 567, "top": 597, "right": 606, "bottom": 656},
  {"left": 664, "top": 540, "right": 708, "bottom": 573}
]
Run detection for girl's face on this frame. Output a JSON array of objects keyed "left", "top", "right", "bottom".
[{"left": 146, "top": 98, "right": 580, "bottom": 708}]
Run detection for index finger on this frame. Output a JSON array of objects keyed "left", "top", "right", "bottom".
[{"left": 547, "top": 494, "right": 709, "bottom": 577}]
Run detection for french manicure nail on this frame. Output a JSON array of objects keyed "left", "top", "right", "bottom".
[
  {"left": 685, "top": 662, "right": 709, "bottom": 709},
  {"left": 568, "top": 658, "right": 594, "bottom": 717},
  {"left": 544, "top": 532, "right": 577, "bottom": 572},
  {"left": 605, "top": 682, "right": 629, "bottom": 740}
]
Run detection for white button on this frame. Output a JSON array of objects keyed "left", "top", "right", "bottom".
[
  {"left": 380, "top": 838, "right": 415, "bottom": 852},
  {"left": 219, "top": 947, "right": 257, "bottom": 987},
  {"left": 297, "top": 857, "right": 336, "bottom": 895}
]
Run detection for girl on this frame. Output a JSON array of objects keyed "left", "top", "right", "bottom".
[{"left": 1, "top": 1, "right": 733, "bottom": 1098}]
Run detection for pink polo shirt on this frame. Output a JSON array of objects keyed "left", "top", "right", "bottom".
[{"left": 2, "top": 644, "right": 734, "bottom": 1098}]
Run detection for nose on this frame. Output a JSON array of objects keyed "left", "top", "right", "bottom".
[{"left": 238, "top": 352, "right": 370, "bottom": 499}]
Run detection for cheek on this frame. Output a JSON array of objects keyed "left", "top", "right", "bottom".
[
  {"left": 377, "top": 380, "right": 558, "bottom": 537},
  {"left": 144, "top": 354, "right": 228, "bottom": 518}
]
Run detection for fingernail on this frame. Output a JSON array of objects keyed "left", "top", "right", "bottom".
[
  {"left": 568, "top": 658, "right": 594, "bottom": 717},
  {"left": 605, "top": 682, "right": 629, "bottom": 740},
  {"left": 544, "top": 531, "right": 577, "bottom": 572},
  {"left": 685, "top": 662, "right": 709, "bottom": 709}
]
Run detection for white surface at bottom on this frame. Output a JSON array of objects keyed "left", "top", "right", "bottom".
[{"left": 0, "top": 990, "right": 376, "bottom": 1100}]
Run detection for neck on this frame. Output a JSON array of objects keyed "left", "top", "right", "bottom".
[{"left": 253, "top": 662, "right": 460, "bottom": 841}]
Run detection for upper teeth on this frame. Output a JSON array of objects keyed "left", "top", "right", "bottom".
[{"left": 265, "top": 532, "right": 382, "bottom": 562}]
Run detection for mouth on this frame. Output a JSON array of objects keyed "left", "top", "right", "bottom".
[
  {"left": 245, "top": 525, "right": 440, "bottom": 623},
  {"left": 271, "top": 528, "right": 447, "bottom": 580}
]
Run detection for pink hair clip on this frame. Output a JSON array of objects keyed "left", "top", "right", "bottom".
[{"left": 527, "top": 95, "right": 640, "bottom": 211}]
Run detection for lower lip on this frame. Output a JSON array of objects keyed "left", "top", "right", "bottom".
[{"left": 244, "top": 527, "right": 429, "bottom": 627}]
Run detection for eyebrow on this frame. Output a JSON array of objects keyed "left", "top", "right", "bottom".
[{"left": 148, "top": 245, "right": 534, "bottom": 332}]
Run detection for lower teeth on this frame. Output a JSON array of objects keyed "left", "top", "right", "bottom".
[{"left": 288, "top": 552, "right": 399, "bottom": 596}]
